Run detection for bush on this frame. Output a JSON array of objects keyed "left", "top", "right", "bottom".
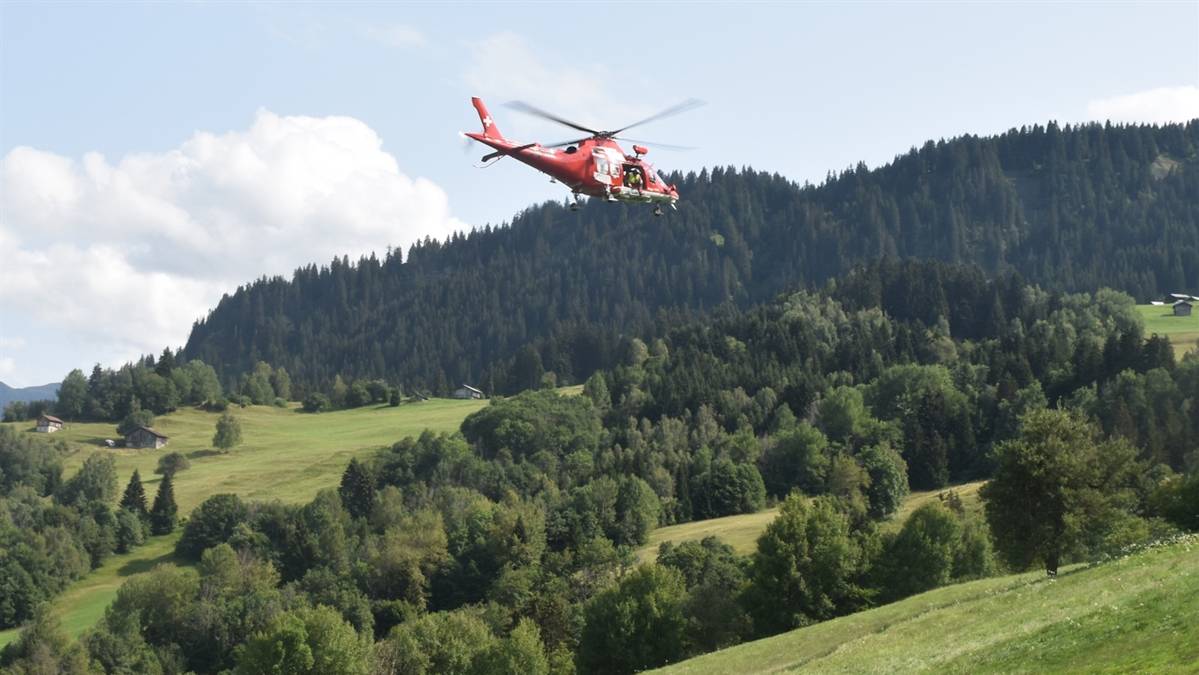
[
  {"left": 273, "top": 397, "right": 288, "bottom": 408},
  {"left": 204, "top": 399, "right": 230, "bottom": 412},
  {"left": 155, "top": 452, "right": 191, "bottom": 478},
  {"left": 1151, "top": 471, "right": 1199, "bottom": 531},
  {"left": 176, "top": 494, "right": 249, "bottom": 560},
  {"left": 302, "top": 392, "right": 331, "bottom": 413},
  {"left": 116, "top": 409, "right": 155, "bottom": 437},
  {"left": 579, "top": 565, "right": 688, "bottom": 674}
]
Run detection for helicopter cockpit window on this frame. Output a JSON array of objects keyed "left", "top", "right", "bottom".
[{"left": 592, "top": 150, "right": 609, "bottom": 176}]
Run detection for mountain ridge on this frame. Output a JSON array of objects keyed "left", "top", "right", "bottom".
[
  {"left": 0, "top": 381, "right": 60, "bottom": 408},
  {"left": 182, "top": 120, "right": 1199, "bottom": 394}
]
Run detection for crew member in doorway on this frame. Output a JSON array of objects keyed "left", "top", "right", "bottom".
[{"left": 626, "top": 167, "right": 643, "bottom": 189}]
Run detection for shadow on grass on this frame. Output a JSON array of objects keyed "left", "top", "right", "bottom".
[
  {"left": 117, "top": 549, "right": 181, "bottom": 577},
  {"left": 187, "top": 448, "right": 223, "bottom": 459}
]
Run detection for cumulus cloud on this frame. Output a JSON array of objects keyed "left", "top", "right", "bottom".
[
  {"left": 1087, "top": 85, "right": 1199, "bottom": 124},
  {"left": 0, "top": 110, "right": 465, "bottom": 382},
  {"left": 364, "top": 23, "right": 426, "bottom": 48}
]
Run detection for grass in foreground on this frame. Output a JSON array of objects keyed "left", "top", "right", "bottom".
[
  {"left": 1138, "top": 304, "right": 1199, "bottom": 360},
  {"left": 653, "top": 535, "right": 1199, "bottom": 674},
  {"left": 0, "top": 533, "right": 182, "bottom": 649},
  {"left": 634, "top": 481, "right": 985, "bottom": 563}
]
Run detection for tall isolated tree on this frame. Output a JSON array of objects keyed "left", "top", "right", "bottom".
[
  {"left": 213, "top": 412, "right": 243, "bottom": 452},
  {"left": 270, "top": 367, "right": 293, "bottom": 401},
  {"left": 981, "top": 408, "right": 1144, "bottom": 576},
  {"left": 120, "top": 469, "right": 148, "bottom": 518},
  {"left": 56, "top": 368, "right": 89, "bottom": 420},
  {"left": 149, "top": 471, "right": 178, "bottom": 535},
  {"left": 338, "top": 458, "right": 376, "bottom": 520},
  {"left": 331, "top": 375, "right": 349, "bottom": 408},
  {"left": 242, "top": 362, "right": 275, "bottom": 405},
  {"left": 582, "top": 371, "right": 611, "bottom": 411},
  {"left": 58, "top": 453, "right": 118, "bottom": 506}
]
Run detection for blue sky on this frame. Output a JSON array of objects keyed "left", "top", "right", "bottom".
[{"left": 2, "top": 1, "right": 1197, "bottom": 387}]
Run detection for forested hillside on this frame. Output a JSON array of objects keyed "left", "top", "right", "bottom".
[
  {"left": 182, "top": 121, "right": 1199, "bottom": 394},
  {"left": 10, "top": 261, "right": 1197, "bottom": 673}
]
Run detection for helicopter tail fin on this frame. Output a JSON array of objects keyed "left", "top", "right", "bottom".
[{"left": 471, "top": 97, "right": 504, "bottom": 140}]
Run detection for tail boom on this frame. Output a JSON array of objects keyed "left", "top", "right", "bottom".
[{"left": 471, "top": 97, "right": 504, "bottom": 139}]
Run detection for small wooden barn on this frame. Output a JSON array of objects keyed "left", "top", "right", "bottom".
[
  {"left": 126, "top": 426, "right": 169, "bottom": 449},
  {"left": 452, "top": 384, "right": 485, "bottom": 400},
  {"left": 36, "top": 413, "right": 64, "bottom": 433},
  {"left": 1174, "top": 300, "right": 1193, "bottom": 317}
]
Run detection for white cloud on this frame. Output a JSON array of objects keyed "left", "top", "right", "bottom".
[
  {"left": 0, "top": 358, "right": 14, "bottom": 377},
  {"left": 0, "top": 338, "right": 26, "bottom": 350},
  {"left": 0, "top": 110, "right": 465, "bottom": 380},
  {"left": 364, "top": 23, "right": 426, "bottom": 48},
  {"left": 1087, "top": 85, "right": 1199, "bottom": 124}
]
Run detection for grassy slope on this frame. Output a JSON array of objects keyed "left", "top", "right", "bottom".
[
  {"left": 635, "top": 481, "right": 984, "bottom": 563},
  {"left": 655, "top": 536, "right": 1199, "bottom": 674},
  {"left": 1138, "top": 303, "right": 1199, "bottom": 360},
  {"left": 4, "top": 399, "right": 487, "bottom": 514},
  {"left": 0, "top": 398, "right": 485, "bottom": 648}
]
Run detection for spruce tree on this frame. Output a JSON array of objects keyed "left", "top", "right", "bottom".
[
  {"left": 119, "top": 469, "right": 147, "bottom": 518},
  {"left": 149, "top": 472, "right": 178, "bottom": 535},
  {"left": 338, "top": 458, "right": 376, "bottom": 520}
]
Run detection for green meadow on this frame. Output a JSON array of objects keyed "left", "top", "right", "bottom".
[
  {"left": 0, "top": 398, "right": 486, "bottom": 648},
  {"left": 1138, "top": 303, "right": 1199, "bottom": 359},
  {"left": 635, "top": 481, "right": 985, "bottom": 563},
  {"left": 5, "top": 399, "right": 487, "bottom": 514},
  {"left": 654, "top": 535, "right": 1199, "bottom": 674}
]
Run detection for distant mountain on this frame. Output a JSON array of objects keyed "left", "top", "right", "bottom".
[
  {"left": 182, "top": 121, "right": 1199, "bottom": 394},
  {"left": 0, "top": 380, "right": 60, "bottom": 408}
]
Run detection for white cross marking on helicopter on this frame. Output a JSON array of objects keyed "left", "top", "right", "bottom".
[{"left": 482, "top": 116, "right": 493, "bottom": 127}]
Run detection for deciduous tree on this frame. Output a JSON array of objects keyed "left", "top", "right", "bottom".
[{"left": 213, "top": 411, "right": 243, "bottom": 452}]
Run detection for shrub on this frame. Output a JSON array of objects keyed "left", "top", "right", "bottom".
[
  {"left": 155, "top": 452, "right": 191, "bottom": 478},
  {"left": 302, "top": 392, "right": 331, "bottom": 413}
]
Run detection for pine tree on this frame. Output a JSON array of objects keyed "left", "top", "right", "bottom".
[
  {"left": 149, "top": 472, "right": 177, "bottom": 535},
  {"left": 119, "top": 470, "right": 147, "bottom": 518},
  {"left": 338, "top": 458, "right": 376, "bottom": 520}
]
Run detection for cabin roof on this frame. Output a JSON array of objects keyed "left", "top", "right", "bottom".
[{"left": 130, "top": 425, "right": 169, "bottom": 439}]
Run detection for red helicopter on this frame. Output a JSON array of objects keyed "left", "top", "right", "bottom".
[{"left": 462, "top": 97, "right": 703, "bottom": 216}]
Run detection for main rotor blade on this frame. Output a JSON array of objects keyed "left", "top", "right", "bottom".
[
  {"left": 612, "top": 98, "right": 705, "bottom": 135},
  {"left": 544, "top": 136, "right": 594, "bottom": 149},
  {"left": 505, "top": 101, "right": 601, "bottom": 136},
  {"left": 615, "top": 137, "right": 697, "bottom": 152}
]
